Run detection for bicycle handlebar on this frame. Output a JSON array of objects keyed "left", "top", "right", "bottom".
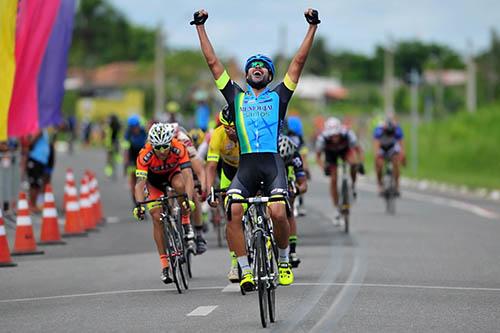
[
  {"left": 226, "top": 194, "right": 288, "bottom": 221},
  {"left": 136, "top": 193, "right": 187, "bottom": 206}
]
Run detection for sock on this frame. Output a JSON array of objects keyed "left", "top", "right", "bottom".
[
  {"left": 237, "top": 256, "right": 251, "bottom": 274},
  {"left": 278, "top": 246, "right": 289, "bottom": 264},
  {"left": 160, "top": 254, "right": 169, "bottom": 268},
  {"left": 195, "top": 225, "right": 203, "bottom": 236},
  {"left": 289, "top": 236, "right": 297, "bottom": 253},
  {"left": 230, "top": 251, "right": 238, "bottom": 268},
  {"left": 181, "top": 214, "right": 190, "bottom": 225}
]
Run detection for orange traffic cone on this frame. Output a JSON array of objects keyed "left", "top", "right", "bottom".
[
  {"left": 39, "top": 184, "right": 66, "bottom": 245},
  {"left": 62, "top": 180, "right": 87, "bottom": 238},
  {"left": 80, "top": 176, "right": 97, "bottom": 232},
  {"left": 89, "top": 171, "right": 105, "bottom": 225},
  {"left": 11, "top": 192, "right": 44, "bottom": 255},
  {"left": 63, "top": 168, "right": 75, "bottom": 211},
  {"left": 85, "top": 171, "right": 98, "bottom": 228},
  {"left": 0, "top": 208, "right": 17, "bottom": 267}
]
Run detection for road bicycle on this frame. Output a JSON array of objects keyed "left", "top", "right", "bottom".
[
  {"left": 338, "top": 160, "right": 351, "bottom": 233},
  {"left": 382, "top": 158, "right": 397, "bottom": 215},
  {"left": 137, "top": 191, "right": 191, "bottom": 293},
  {"left": 227, "top": 192, "right": 287, "bottom": 328}
]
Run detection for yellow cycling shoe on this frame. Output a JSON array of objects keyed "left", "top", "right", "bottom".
[
  {"left": 240, "top": 272, "right": 256, "bottom": 292},
  {"left": 279, "top": 262, "right": 294, "bottom": 286}
]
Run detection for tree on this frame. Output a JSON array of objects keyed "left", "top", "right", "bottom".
[{"left": 69, "top": 0, "right": 155, "bottom": 67}]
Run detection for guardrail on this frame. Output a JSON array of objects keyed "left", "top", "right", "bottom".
[{"left": 0, "top": 151, "right": 21, "bottom": 213}]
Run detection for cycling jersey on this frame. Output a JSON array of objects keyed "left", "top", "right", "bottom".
[
  {"left": 176, "top": 127, "right": 198, "bottom": 159},
  {"left": 207, "top": 125, "right": 240, "bottom": 168},
  {"left": 286, "top": 151, "right": 306, "bottom": 181},
  {"left": 373, "top": 125, "right": 403, "bottom": 150},
  {"left": 125, "top": 127, "right": 147, "bottom": 166},
  {"left": 315, "top": 128, "right": 357, "bottom": 154},
  {"left": 215, "top": 70, "right": 296, "bottom": 154},
  {"left": 136, "top": 139, "right": 191, "bottom": 186}
]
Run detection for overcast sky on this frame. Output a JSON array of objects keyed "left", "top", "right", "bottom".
[{"left": 110, "top": 0, "right": 500, "bottom": 64}]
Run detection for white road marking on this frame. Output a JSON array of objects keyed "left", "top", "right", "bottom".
[
  {"left": 356, "top": 182, "right": 498, "bottom": 220},
  {"left": 2, "top": 283, "right": 500, "bottom": 304},
  {"left": 186, "top": 305, "right": 218, "bottom": 316},
  {"left": 222, "top": 283, "right": 240, "bottom": 292},
  {"left": 295, "top": 282, "right": 500, "bottom": 292}
]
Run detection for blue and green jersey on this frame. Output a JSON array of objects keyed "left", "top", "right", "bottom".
[{"left": 215, "top": 70, "right": 296, "bottom": 155}]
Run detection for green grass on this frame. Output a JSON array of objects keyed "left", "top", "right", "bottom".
[{"left": 402, "top": 103, "right": 500, "bottom": 189}]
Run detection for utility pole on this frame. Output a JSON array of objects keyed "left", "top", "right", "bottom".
[
  {"left": 466, "top": 39, "right": 477, "bottom": 113},
  {"left": 154, "top": 23, "right": 165, "bottom": 120},
  {"left": 410, "top": 68, "right": 420, "bottom": 175},
  {"left": 384, "top": 40, "right": 395, "bottom": 116}
]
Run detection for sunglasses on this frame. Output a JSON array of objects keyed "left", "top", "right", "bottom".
[
  {"left": 153, "top": 144, "right": 170, "bottom": 152},
  {"left": 250, "top": 61, "right": 266, "bottom": 69}
]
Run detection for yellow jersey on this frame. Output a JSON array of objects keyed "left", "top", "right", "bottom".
[{"left": 207, "top": 125, "right": 239, "bottom": 168}]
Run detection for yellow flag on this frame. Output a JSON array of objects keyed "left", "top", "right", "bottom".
[{"left": 0, "top": 0, "right": 18, "bottom": 141}]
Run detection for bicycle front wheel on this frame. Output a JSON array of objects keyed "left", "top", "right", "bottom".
[
  {"left": 255, "top": 232, "right": 269, "bottom": 328},
  {"left": 165, "top": 229, "right": 182, "bottom": 294}
]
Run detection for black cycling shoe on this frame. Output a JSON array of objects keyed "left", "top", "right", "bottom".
[
  {"left": 195, "top": 235, "right": 207, "bottom": 255},
  {"left": 161, "top": 267, "right": 173, "bottom": 284},
  {"left": 290, "top": 252, "right": 301, "bottom": 268}
]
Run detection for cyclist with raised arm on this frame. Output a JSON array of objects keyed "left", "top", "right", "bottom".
[
  {"left": 278, "top": 135, "right": 307, "bottom": 268},
  {"left": 206, "top": 106, "right": 240, "bottom": 282},
  {"left": 373, "top": 116, "right": 405, "bottom": 196},
  {"left": 192, "top": 7, "right": 319, "bottom": 290},
  {"left": 133, "top": 123, "right": 196, "bottom": 284},
  {"left": 315, "top": 117, "right": 361, "bottom": 224}
]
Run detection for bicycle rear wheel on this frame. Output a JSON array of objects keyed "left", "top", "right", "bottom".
[{"left": 255, "top": 232, "right": 268, "bottom": 328}]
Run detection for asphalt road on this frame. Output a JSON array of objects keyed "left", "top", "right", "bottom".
[{"left": 1, "top": 147, "right": 500, "bottom": 332}]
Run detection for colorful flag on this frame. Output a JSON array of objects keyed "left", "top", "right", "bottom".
[
  {"left": 8, "top": 0, "right": 60, "bottom": 138},
  {"left": 38, "top": 0, "right": 76, "bottom": 128},
  {"left": 0, "top": 0, "right": 18, "bottom": 141}
]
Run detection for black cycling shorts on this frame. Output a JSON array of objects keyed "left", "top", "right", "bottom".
[
  {"left": 26, "top": 158, "right": 45, "bottom": 189},
  {"left": 228, "top": 153, "right": 287, "bottom": 198}
]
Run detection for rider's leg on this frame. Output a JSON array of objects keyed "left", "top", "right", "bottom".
[
  {"left": 269, "top": 202, "right": 290, "bottom": 262},
  {"left": 346, "top": 149, "right": 359, "bottom": 187},
  {"left": 329, "top": 164, "right": 339, "bottom": 207},
  {"left": 226, "top": 201, "right": 249, "bottom": 269},
  {"left": 150, "top": 207, "right": 167, "bottom": 265},
  {"left": 170, "top": 173, "right": 190, "bottom": 224}
]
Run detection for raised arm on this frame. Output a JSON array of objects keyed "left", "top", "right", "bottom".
[
  {"left": 286, "top": 8, "right": 320, "bottom": 84},
  {"left": 191, "top": 10, "right": 225, "bottom": 80}
]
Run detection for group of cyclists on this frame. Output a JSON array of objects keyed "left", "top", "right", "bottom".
[{"left": 119, "top": 8, "right": 405, "bottom": 292}]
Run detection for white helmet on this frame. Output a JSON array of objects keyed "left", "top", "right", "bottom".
[
  {"left": 278, "top": 135, "right": 297, "bottom": 162},
  {"left": 148, "top": 122, "right": 175, "bottom": 147},
  {"left": 324, "top": 117, "right": 342, "bottom": 135}
]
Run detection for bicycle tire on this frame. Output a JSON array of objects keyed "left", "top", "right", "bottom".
[
  {"left": 341, "top": 179, "right": 350, "bottom": 233},
  {"left": 174, "top": 224, "right": 189, "bottom": 290},
  {"left": 255, "top": 231, "right": 269, "bottom": 328},
  {"left": 164, "top": 225, "right": 182, "bottom": 294}
]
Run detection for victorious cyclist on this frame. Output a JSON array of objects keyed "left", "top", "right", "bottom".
[{"left": 192, "top": 8, "right": 319, "bottom": 290}]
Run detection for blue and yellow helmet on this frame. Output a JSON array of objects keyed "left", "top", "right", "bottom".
[{"left": 245, "top": 54, "right": 275, "bottom": 78}]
